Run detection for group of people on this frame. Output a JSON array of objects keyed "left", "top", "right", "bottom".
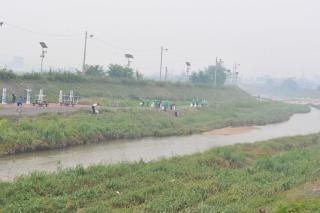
[
  {"left": 140, "top": 99, "right": 179, "bottom": 117},
  {"left": 190, "top": 99, "right": 208, "bottom": 108},
  {"left": 11, "top": 93, "right": 24, "bottom": 106}
]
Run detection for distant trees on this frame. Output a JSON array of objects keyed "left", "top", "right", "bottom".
[
  {"left": 84, "top": 65, "right": 105, "bottom": 77},
  {"left": 190, "top": 65, "right": 227, "bottom": 86},
  {"left": 107, "top": 64, "right": 134, "bottom": 79},
  {"left": 0, "top": 68, "right": 16, "bottom": 80},
  {"left": 83, "top": 64, "right": 143, "bottom": 80},
  {"left": 0, "top": 64, "right": 143, "bottom": 82},
  {"left": 281, "top": 78, "right": 299, "bottom": 90}
]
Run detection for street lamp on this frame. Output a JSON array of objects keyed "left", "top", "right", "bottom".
[
  {"left": 233, "top": 63, "right": 240, "bottom": 85},
  {"left": 82, "top": 31, "right": 94, "bottom": 73},
  {"left": 125, "top": 53, "right": 134, "bottom": 68},
  {"left": 159, "top": 46, "right": 168, "bottom": 80},
  {"left": 185, "top": 62, "right": 191, "bottom": 80},
  {"left": 39, "top": 42, "right": 48, "bottom": 72}
]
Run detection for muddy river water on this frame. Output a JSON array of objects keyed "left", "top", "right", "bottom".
[{"left": 1, "top": 108, "right": 320, "bottom": 181}]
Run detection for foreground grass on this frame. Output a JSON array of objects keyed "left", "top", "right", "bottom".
[
  {"left": 0, "top": 100, "right": 309, "bottom": 156},
  {"left": 1, "top": 133, "right": 320, "bottom": 212}
]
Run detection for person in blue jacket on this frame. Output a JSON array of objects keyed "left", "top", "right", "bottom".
[{"left": 17, "top": 96, "right": 24, "bottom": 106}]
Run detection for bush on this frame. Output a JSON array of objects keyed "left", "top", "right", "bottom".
[{"left": 0, "top": 68, "right": 17, "bottom": 80}]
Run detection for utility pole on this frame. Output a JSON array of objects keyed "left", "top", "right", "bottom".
[
  {"left": 82, "top": 31, "right": 94, "bottom": 73},
  {"left": 0, "top": 22, "right": 3, "bottom": 69},
  {"left": 214, "top": 57, "right": 224, "bottom": 86},
  {"left": 82, "top": 31, "right": 88, "bottom": 73},
  {"left": 233, "top": 62, "right": 240, "bottom": 85},
  {"left": 215, "top": 57, "right": 218, "bottom": 86},
  {"left": 159, "top": 46, "right": 168, "bottom": 80},
  {"left": 160, "top": 46, "right": 163, "bottom": 80},
  {"left": 232, "top": 63, "right": 235, "bottom": 85}
]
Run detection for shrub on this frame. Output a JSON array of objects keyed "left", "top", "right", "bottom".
[{"left": 0, "top": 68, "right": 17, "bottom": 80}]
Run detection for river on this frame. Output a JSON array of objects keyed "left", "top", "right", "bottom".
[{"left": 1, "top": 108, "right": 320, "bottom": 181}]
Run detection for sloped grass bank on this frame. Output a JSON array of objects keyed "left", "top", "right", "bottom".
[
  {"left": 1, "top": 133, "right": 320, "bottom": 212},
  {"left": 0, "top": 79, "right": 247, "bottom": 103},
  {"left": 0, "top": 101, "right": 309, "bottom": 157}
]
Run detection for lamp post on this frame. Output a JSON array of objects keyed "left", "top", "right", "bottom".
[
  {"left": 125, "top": 54, "right": 134, "bottom": 68},
  {"left": 233, "top": 63, "right": 240, "bottom": 85},
  {"left": 185, "top": 62, "right": 191, "bottom": 80},
  {"left": 82, "top": 31, "right": 94, "bottom": 73},
  {"left": 159, "top": 46, "right": 168, "bottom": 80},
  {"left": 215, "top": 57, "right": 224, "bottom": 86},
  {"left": 39, "top": 42, "right": 48, "bottom": 72}
]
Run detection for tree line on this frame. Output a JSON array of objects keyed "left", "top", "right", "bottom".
[
  {"left": 0, "top": 63, "right": 231, "bottom": 86},
  {"left": 84, "top": 64, "right": 143, "bottom": 80},
  {"left": 189, "top": 65, "right": 229, "bottom": 86}
]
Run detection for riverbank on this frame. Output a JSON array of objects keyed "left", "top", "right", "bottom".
[
  {"left": 1, "top": 133, "right": 320, "bottom": 212},
  {"left": 0, "top": 100, "right": 309, "bottom": 157},
  {"left": 1, "top": 107, "right": 319, "bottom": 181}
]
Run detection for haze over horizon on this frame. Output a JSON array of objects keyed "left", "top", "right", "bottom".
[{"left": 1, "top": 0, "right": 320, "bottom": 79}]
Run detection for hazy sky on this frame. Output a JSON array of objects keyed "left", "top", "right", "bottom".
[{"left": 1, "top": 0, "right": 320, "bottom": 78}]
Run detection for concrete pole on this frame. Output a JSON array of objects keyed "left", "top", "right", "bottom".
[
  {"left": 160, "top": 46, "right": 163, "bottom": 80},
  {"left": 59, "top": 90, "right": 63, "bottom": 104},
  {"left": 39, "top": 89, "right": 44, "bottom": 102},
  {"left": 215, "top": 57, "right": 218, "bottom": 86},
  {"left": 25, "top": 89, "right": 32, "bottom": 104},
  {"left": 165, "top": 66, "right": 168, "bottom": 81},
  {"left": 2, "top": 88, "right": 6, "bottom": 104},
  {"left": 82, "top": 31, "right": 88, "bottom": 73},
  {"left": 40, "top": 50, "right": 44, "bottom": 72},
  {"left": 70, "top": 90, "right": 74, "bottom": 104}
]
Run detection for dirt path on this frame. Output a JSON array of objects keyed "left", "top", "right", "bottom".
[{"left": 0, "top": 104, "right": 88, "bottom": 116}]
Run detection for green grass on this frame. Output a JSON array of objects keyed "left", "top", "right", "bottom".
[
  {"left": 0, "top": 100, "right": 309, "bottom": 157},
  {"left": 0, "top": 78, "right": 249, "bottom": 104},
  {"left": 0, "top": 78, "right": 310, "bottom": 156},
  {"left": 1, "top": 133, "right": 320, "bottom": 212}
]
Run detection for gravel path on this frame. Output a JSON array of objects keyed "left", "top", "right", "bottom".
[{"left": 0, "top": 104, "right": 89, "bottom": 116}]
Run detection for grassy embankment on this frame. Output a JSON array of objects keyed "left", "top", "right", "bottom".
[
  {"left": 0, "top": 80, "right": 309, "bottom": 156},
  {"left": 0, "top": 78, "right": 253, "bottom": 106},
  {"left": 1, "top": 133, "right": 320, "bottom": 212}
]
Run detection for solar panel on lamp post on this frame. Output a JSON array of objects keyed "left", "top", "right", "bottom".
[{"left": 125, "top": 53, "right": 134, "bottom": 68}]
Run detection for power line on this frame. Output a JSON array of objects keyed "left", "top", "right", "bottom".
[
  {"left": 94, "top": 37, "right": 159, "bottom": 54},
  {"left": 5, "top": 22, "right": 80, "bottom": 38},
  {"left": 1, "top": 22, "right": 229, "bottom": 75}
]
